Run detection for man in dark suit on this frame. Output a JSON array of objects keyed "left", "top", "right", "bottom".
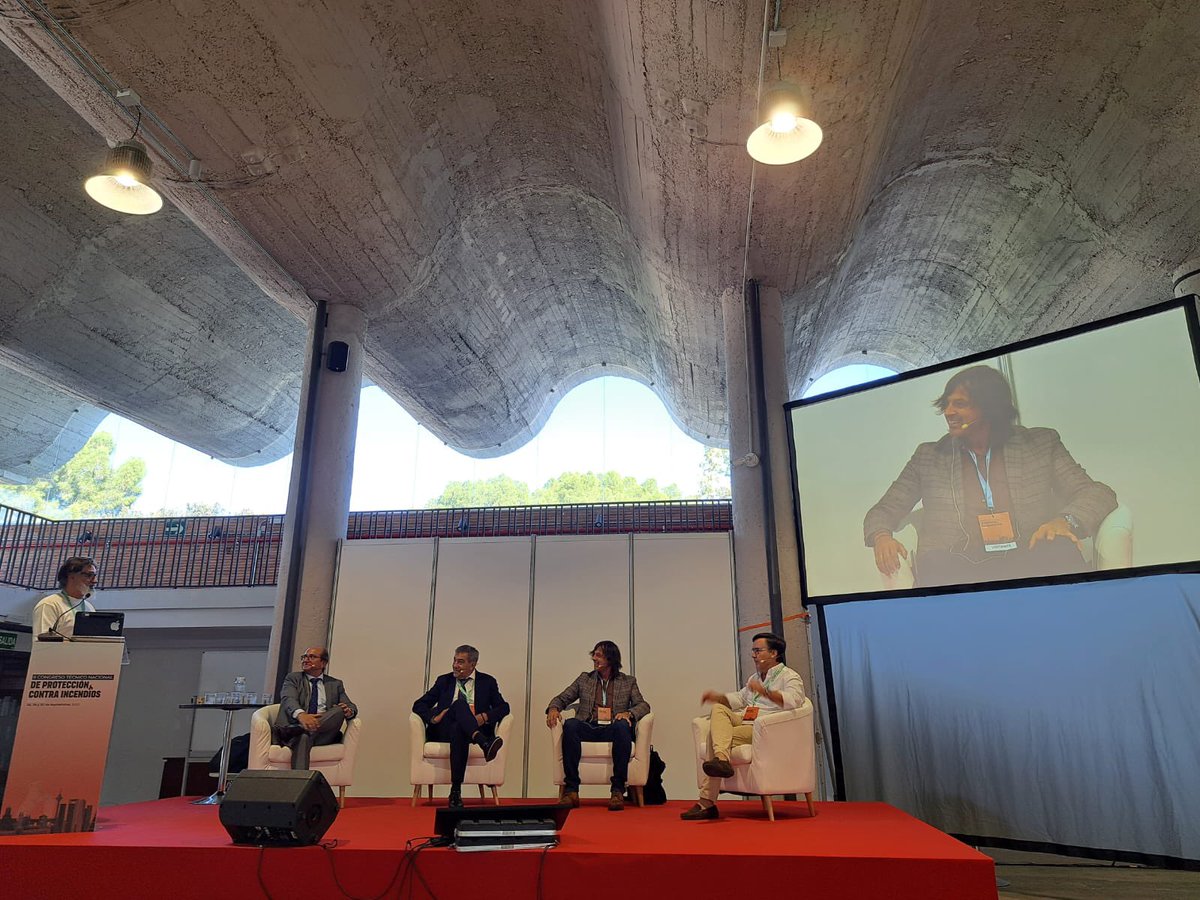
[
  {"left": 413, "top": 645, "right": 509, "bottom": 808},
  {"left": 273, "top": 646, "right": 358, "bottom": 770},
  {"left": 546, "top": 640, "right": 650, "bottom": 812}
]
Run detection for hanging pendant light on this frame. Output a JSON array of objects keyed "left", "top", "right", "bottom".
[
  {"left": 746, "top": 81, "right": 823, "bottom": 166},
  {"left": 84, "top": 140, "right": 163, "bottom": 215}
]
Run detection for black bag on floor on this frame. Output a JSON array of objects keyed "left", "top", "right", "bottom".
[
  {"left": 209, "top": 732, "right": 250, "bottom": 774},
  {"left": 632, "top": 747, "right": 667, "bottom": 805}
]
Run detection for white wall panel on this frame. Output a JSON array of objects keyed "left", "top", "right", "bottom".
[
  {"left": 528, "top": 535, "right": 630, "bottom": 798},
  {"left": 428, "top": 538, "right": 532, "bottom": 798},
  {"left": 633, "top": 533, "right": 738, "bottom": 802},
  {"left": 329, "top": 531, "right": 737, "bottom": 802},
  {"left": 328, "top": 539, "right": 435, "bottom": 797}
]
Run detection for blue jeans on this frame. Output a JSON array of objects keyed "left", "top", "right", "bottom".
[{"left": 561, "top": 717, "right": 634, "bottom": 792}]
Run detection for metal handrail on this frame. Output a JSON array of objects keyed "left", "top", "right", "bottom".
[{"left": 0, "top": 499, "right": 732, "bottom": 590}]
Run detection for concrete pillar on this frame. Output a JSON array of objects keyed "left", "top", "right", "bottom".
[
  {"left": 264, "top": 302, "right": 367, "bottom": 689},
  {"left": 722, "top": 283, "right": 810, "bottom": 691}
]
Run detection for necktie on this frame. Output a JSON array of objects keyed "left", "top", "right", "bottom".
[
  {"left": 457, "top": 678, "right": 468, "bottom": 702},
  {"left": 307, "top": 677, "right": 319, "bottom": 714}
]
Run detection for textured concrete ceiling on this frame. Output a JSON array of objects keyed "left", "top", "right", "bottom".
[{"left": 1, "top": 0, "right": 1198, "bottom": 476}]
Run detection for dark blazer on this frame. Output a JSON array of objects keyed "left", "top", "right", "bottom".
[
  {"left": 274, "top": 671, "right": 356, "bottom": 728},
  {"left": 863, "top": 426, "right": 1117, "bottom": 552},
  {"left": 413, "top": 671, "right": 510, "bottom": 727},
  {"left": 547, "top": 670, "right": 650, "bottom": 724}
]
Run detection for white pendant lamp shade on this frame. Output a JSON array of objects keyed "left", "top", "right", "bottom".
[
  {"left": 84, "top": 140, "right": 163, "bottom": 214},
  {"left": 746, "top": 82, "right": 823, "bottom": 165}
]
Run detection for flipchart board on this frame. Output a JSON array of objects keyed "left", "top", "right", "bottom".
[{"left": 0, "top": 639, "right": 124, "bottom": 834}]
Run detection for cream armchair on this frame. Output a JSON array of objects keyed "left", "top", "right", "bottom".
[
  {"left": 249, "top": 704, "right": 363, "bottom": 807},
  {"left": 692, "top": 699, "right": 816, "bottom": 822},
  {"left": 882, "top": 504, "right": 1134, "bottom": 589},
  {"left": 409, "top": 712, "right": 512, "bottom": 806},
  {"left": 551, "top": 711, "right": 655, "bottom": 806}
]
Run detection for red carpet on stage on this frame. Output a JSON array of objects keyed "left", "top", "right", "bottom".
[{"left": 0, "top": 797, "right": 997, "bottom": 899}]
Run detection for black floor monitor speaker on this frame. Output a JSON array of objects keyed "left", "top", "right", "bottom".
[{"left": 219, "top": 769, "right": 338, "bottom": 846}]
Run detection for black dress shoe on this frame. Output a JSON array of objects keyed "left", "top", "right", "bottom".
[
  {"left": 480, "top": 736, "right": 503, "bottom": 763},
  {"left": 448, "top": 787, "right": 463, "bottom": 808}
]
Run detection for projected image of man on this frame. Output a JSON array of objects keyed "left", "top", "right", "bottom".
[{"left": 863, "top": 365, "right": 1117, "bottom": 588}]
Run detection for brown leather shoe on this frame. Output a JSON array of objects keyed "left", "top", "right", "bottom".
[
  {"left": 560, "top": 790, "right": 580, "bottom": 808},
  {"left": 702, "top": 757, "right": 734, "bottom": 778},
  {"left": 608, "top": 791, "right": 625, "bottom": 811},
  {"left": 680, "top": 802, "right": 719, "bottom": 821}
]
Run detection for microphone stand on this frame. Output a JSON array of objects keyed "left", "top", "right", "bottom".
[{"left": 40, "top": 591, "right": 91, "bottom": 642}]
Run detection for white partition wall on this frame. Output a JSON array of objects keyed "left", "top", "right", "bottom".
[
  {"left": 633, "top": 533, "right": 739, "bottom": 802},
  {"left": 528, "top": 534, "right": 631, "bottom": 798},
  {"left": 427, "top": 537, "right": 532, "bottom": 798},
  {"left": 328, "top": 539, "right": 436, "bottom": 797},
  {"left": 329, "top": 531, "right": 737, "bottom": 799}
]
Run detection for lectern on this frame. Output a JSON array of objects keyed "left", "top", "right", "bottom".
[{"left": 0, "top": 637, "right": 124, "bottom": 835}]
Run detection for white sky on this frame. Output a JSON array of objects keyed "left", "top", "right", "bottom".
[{"left": 103, "top": 367, "right": 894, "bottom": 515}]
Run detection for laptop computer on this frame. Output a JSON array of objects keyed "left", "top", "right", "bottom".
[{"left": 72, "top": 611, "right": 125, "bottom": 638}]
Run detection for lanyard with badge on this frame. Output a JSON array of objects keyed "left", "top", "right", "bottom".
[
  {"left": 742, "top": 667, "right": 781, "bottom": 722},
  {"left": 457, "top": 677, "right": 475, "bottom": 714},
  {"left": 968, "top": 447, "right": 1018, "bottom": 551},
  {"left": 596, "top": 676, "right": 613, "bottom": 724}
]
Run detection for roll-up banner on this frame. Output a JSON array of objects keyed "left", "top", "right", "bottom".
[{"left": 0, "top": 639, "right": 124, "bottom": 834}]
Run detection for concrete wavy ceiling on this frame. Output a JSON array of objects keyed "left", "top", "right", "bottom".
[{"left": 1, "top": 0, "right": 1198, "bottom": 478}]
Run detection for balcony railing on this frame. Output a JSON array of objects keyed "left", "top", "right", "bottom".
[{"left": 0, "top": 499, "right": 731, "bottom": 590}]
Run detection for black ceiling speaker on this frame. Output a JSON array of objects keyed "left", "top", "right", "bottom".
[{"left": 218, "top": 769, "right": 338, "bottom": 846}]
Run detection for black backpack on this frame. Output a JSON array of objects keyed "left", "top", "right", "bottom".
[{"left": 633, "top": 747, "right": 667, "bottom": 805}]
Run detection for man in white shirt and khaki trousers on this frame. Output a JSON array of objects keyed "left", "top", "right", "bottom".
[{"left": 681, "top": 631, "right": 806, "bottom": 820}]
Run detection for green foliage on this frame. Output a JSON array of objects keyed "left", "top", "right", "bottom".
[
  {"left": 425, "top": 470, "right": 682, "bottom": 508},
  {"left": 426, "top": 474, "right": 533, "bottom": 508},
  {"left": 147, "top": 502, "right": 253, "bottom": 518},
  {"left": 0, "top": 432, "right": 146, "bottom": 518},
  {"left": 696, "top": 447, "right": 731, "bottom": 499}
]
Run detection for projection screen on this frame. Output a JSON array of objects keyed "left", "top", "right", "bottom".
[{"left": 788, "top": 300, "right": 1200, "bottom": 602}]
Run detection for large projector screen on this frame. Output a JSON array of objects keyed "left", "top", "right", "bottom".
[{"left": 788, "top": 300, "right": 1200, "bottom": 602}]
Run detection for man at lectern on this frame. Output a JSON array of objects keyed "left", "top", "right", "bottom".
[
  {"left": 681, "top": 632, "right": 804, "bottom": 821},
  {"left": 546, "top": 640, "right": 650, "bottom": 812},
  {"left": 32, "top": 556, "right": 98, "bottom": 637},
  {"left": 272, "top": 646, "right": 358, "bottom": 770},
  {"left": 413, "top": 644, "right": 509, "bottom": 808}
]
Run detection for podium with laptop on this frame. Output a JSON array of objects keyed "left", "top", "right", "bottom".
[{"left": 0, "top": 614, "right": 125, "bottom": 835}]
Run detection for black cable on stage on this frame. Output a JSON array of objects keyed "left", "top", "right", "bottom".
[
  {"left": 536, "top": 844, "right": 552, "bottom": 900},
  {"left": 319, "top": 837, "right": 415, "bottom": 900}
]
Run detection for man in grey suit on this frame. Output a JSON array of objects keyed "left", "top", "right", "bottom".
[
  {"left": 546, "top": 640, "right": 650, "bottom": 811},
  {"left": 864, "top": 365, "right": 1117, "bottom": 588},
  {"left": 273, "top": 646, "right": 358, "bottom": 770}
]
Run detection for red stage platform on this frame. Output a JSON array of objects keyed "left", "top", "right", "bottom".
[{"left": 0, "top": 797, "right": 997, "bottom": 899}]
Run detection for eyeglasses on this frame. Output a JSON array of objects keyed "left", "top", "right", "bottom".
[
  {"left": 300, "top": 654, "right": 324, "bottom": 660},
  {"left": 78, "top": 570, "right": 98, "bottom": 579},
  {"left": 749, "top": 648, "right": 775, "bottom": 655}
]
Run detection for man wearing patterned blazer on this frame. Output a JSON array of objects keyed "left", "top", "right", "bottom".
[
  {"left": 546, "top": 640, "right": 650, "bottom": 812},
  {"left": 273, "top": 646, "right": 358, "bottom": 770}
]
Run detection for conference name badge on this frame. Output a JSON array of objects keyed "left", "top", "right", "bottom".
[
  {"left": 742, "top": 706, "right": 759, "bottom": 722},
  {"left": 978, "top": 512, "right": 1018, "bottom": 552},
  {"left": 597, "top": 705, "right": 612, "bottom": 724}
]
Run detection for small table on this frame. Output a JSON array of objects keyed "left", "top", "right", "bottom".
[{"left": 179, "top": 703, "right": 262, "bottom": 805}]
